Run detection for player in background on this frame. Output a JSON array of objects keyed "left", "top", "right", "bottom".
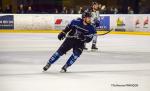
[
  {"left": 84, "top": 2, "right": 100, "bottom": 50},
  {"left": 43, "top": 12, "right": 96, "bottom": 72}
]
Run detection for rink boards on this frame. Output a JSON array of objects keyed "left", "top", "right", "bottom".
[
  {"left": 0, "top": 30, "right": 150, "bottom": 36},
  {"left": 0, "top": 14, "right": 150, "bottom": 32}
]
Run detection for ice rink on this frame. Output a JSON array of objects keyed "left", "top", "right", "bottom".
[{"left": 0, "top": 33, "right": 150, "bottom": 91}]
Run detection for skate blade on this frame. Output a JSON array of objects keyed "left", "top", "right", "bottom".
[
  {"left": 42, "top": 70, "right": 46, "bottom": 72},
  {"left": 60, "top": 70, "right": 67, "bottom": 73},
  {"left": 60, "top": 71, "right": 66, "bottom": 73}
]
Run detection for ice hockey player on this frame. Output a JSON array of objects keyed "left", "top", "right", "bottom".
[
  {"left": 43, "top": 12, "right": 96, "bottom": 72},
  {"left": 84, "top": 2, "right": 100, "bottom": 50}
]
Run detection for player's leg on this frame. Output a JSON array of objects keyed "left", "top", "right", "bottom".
[
  {"left": 60, "top": 48, "right": 83, "bottom": 72},
  {"left": 60, "top": 43, "right": 83, "bottom": 72},
  {"left": 91, "top": 34, "right": 98, "bottom": 50},
  {"left": 43, "top": 39, "right": 72, "bottom": 71},
  {"left": 43, "top": 51, "right": 60, "bottom": 71}
]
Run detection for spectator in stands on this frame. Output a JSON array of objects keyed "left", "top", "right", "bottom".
[
  {"left": 26, "top": 6, "right": 33, "bottom": 13},
  {"left": 98, "top": 3, "right": 102, "bottom": 13},
  {"left": 100, "top": 5, "right": 107, "bottom": 14},
  {"left": 70, "top": 8, "right": 75, "bottom": 14},
  {"left": 4, "top": 5, "right": 12, "bottom": 13},
  {"left": 54, "top": 8, "right": 59, "bottom": 14},
  {"left": 117, "top": 7, "right": 122, "bottom": 14},
  {"left": 114, "top": 7, "right": 118, "bottom": 14},
  {"left": 61, "top": 6, "right": 68, "bottom": 14},
  {"left": 128, "top": 6, "right": 134, "bottom": 14},
  {"left": 109, "top": 7, "right": 115, "bottom": 14},
  {"left": 78, "top": 6, "right": 84, "bottom": 14},
  {"left": 17, "top": 4, "right": 25, "bottom": 14},
  {"left": 98, "top": 3, "right": 102, "bottom": 9}
]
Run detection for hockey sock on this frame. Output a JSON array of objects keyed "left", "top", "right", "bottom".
[
  {"left": 66, "top": 52, "right": 80, "bottom": 67},
  {"left": 92, "top": 34, "right": 97, "bottom": 45},
  {"left": 48, "top": 52, "right": 61, "bottom": 64}
]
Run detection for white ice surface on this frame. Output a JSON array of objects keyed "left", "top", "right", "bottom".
[{"left": 0, "top": 33, "right": 150, "bottom": 91}]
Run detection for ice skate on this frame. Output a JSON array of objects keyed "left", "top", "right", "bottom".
[
  {"left": 60, "top": 67, "right": 67, "bottom": 73},
  {"left": 60, "top": 64, "right": 68, "bottom": 73},
  {"left": 91, "top": 44, "right": 98, "bottom": 51},
  {"left": 43, "top": 63, "right": 51, "bottom": 71},
  {"left": 83, "top": 47, "right": 88, "bottom": 50}
]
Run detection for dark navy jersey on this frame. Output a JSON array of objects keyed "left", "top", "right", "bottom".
[{"left": 63, "top": 18, "right": 96, "bottom": 42}]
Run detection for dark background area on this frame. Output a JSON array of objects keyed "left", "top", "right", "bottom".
[{"left": 0, "top": 0, "right": 149, "bottom": 14}]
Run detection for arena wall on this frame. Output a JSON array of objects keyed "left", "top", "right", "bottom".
[{"left": 0, "top": 14, "right": 150, "bottom": 35}]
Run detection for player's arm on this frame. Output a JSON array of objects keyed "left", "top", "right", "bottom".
[
  {"left": 84, "top": 34, "right": 94, "bottom": 43},
  {"left": 58, "top": 20, "right": 74, "bottom": 40},
  {"left": 78, "top": 33, "right": 94, "bottom": 43},
  {"left": 79, "top": 29, "right": 96, "bottom": 43}
]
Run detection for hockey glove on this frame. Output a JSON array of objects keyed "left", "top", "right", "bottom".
[{"left": 58, "top": 32, "right": 66, "bottom": 40}]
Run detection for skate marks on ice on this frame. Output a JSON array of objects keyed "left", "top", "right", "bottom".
[
  {"left": 82, "top": 50, "right": 150, "bottom": 64},
  {"left": 0, "top": 64, "right": 150, "bottom": 91},
  {"left": 0, "top": 34, "right": 150, "bottom": 91},
  {"left": 0, "top": 50, "right": 150, "bottom": 65}
]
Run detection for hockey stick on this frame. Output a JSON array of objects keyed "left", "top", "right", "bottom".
[
  {"left": 97, "top": 28, "right": 113, "bottom": 36},
  {"left": 66, "top": 28, "right": 113, "bottom": 39}
]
